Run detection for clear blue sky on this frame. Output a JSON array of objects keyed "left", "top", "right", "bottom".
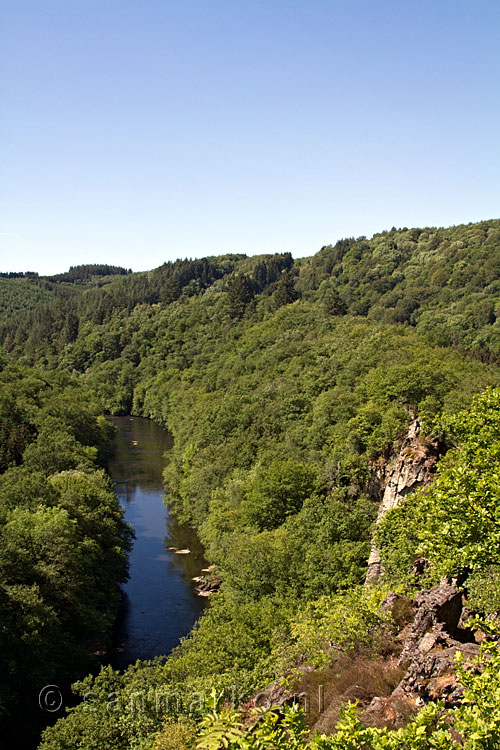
[{"left": 1, "top": 0, "right": 499, "bottom": 274}]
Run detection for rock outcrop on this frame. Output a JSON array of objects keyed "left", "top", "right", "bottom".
[
  {"left": 192, "top": 570, "right": 221, "bottom": 597},
  {"left": 378, "top": 583, "right": 479, "bottom": 710},
  {"left": 251, "top": 666, "right": 315, "bottom": 709},
  {"left": 365, "top": 419, "right": 440, "bottom": 585},
  {"left": 397, "top": 583, "right": 463, "bottom": 663},
  {"left": 253, "top": 583, "right": 481, "bottom": 735}
]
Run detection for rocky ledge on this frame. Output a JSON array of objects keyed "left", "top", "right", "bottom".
[
  {"left": 252, "top": 582, "right": 482, "bottom": 734},
  {"left": 382, "top": 582, "right": 479, "bottom": 708},
  {"left": 365, "top": 419, "right": 441, "bottom": 585}
]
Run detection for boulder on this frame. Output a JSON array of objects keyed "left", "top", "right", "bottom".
[
  {"left": 394, "top": 639, "right": 479, "bottom": 706},
  {"left": 388, "top": 583, "right": 480, "bottom": 706},
  {"left": 252, "top": 666, "right": 315, "bottom": 709},
  {"left": 194, "top": 573, "right": 221, "bottom": 597},
  {"left": 398, "top": 583, "right": 463, "bottom": 665}
]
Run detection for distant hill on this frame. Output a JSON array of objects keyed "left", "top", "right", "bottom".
[
  {"left": 1, "top": 219, "right": 499, "bottom": 362},
  {"left": 3, "top": 217, "right": 500, "bottom": 750},
  {"left": 44, "top": 263, "right": 132, "bottom": 284}
]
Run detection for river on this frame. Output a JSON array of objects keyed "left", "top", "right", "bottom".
[{"left": 107, "top": 416, "right": 206, "bottom": 670}]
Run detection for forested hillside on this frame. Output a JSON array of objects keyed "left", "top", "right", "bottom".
[
  {"left": 1, "top": 218, "right": 500, "bottom": 749},
  {"left": 0, "top": 265, "right": 131, "bottom": 347},
  {"left": 0, "top": 362, "right": 132, "bottom": 748}
]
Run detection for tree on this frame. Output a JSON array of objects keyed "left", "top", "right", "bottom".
[
  {"left": 226, "top": 273, "right": 254, "bottom": 319},
  {"left": 273, "top": 270, "right": 298, "bottom": 308},
  {"left": 240, "top": 461, "right": 318, "bottom": 531},
  {"left": 323, "top": 288, "right": 347, "bottom": 316}
]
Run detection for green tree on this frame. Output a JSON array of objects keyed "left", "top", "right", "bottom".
[
  {"left": 240, "top": 461, "right": 318, "bottom": 531},
  {"left": 226, "top": 273, "right": 254, "bottom": 319},
  {"left": 273, "top": 270, "right": 298, "bottom": 308},
  {"left": 323, "top": 288, "right": 347, "bottom": 316}
]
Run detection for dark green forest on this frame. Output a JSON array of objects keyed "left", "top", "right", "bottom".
[
  {"left": 0, "top": 364, "right": 132, "bottom": 747},
  {"left": 2, "top": 219, "right": 500, "bottom": 749}
]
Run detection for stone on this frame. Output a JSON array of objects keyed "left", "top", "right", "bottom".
[
  {"left": 398, "top": 583, "right": 463, "bottom": 665},
  {"left": 365, "top": 419, "right": 440, "bottom": 585},
  {"left": 387, "top": 582, "right": 481, "bottom": 707},
  {"left": 252, "top": 666, "right": 315, "bottom": 709}
]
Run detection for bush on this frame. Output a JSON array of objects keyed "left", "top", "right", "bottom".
[{"left": 378, "top": 388, "right": 500, "bottom": 585}]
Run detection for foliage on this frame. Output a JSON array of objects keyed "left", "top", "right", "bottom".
[
  {"left": 153, "top": 716, "right": 197, "bottom": 749},
  {"left": 194, "top": 632, "right": 500, "bottom": 748},
  {"left": 2, "top": 219, "right": 500, "bottom": 748},
  {"left": 298, "top": 220, "right": 500, "bottom": 363},
  {"left": 239, "top": 461, "right": 318, "bottom": 531},
  {"left": 270, "top": 587, "right": 389, "bottom": 671},
  {"left": 197, "top": 696, "right": 308, "bottom": 750},
  {"left": 378, "top": 388, "right": 500, "bottom": 584},
  {"left": 225, "top": 273, "right": 255, "bottom": 319},
  {"left": 0, "top": 364, "right": 132, "bottom": 748},
  {"left": 466, "top": 565, "right": 500, "bottom": 615},
  {"left": 45, "top": 264, "right": 132, "bottom": 284}
]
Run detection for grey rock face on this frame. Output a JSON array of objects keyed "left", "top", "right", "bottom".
[
  {"left": 398, "top": 583, "right": 463, "bottom": 663},
  {"left": 365, "top": 419, "right": 439, "bottom": 585}
]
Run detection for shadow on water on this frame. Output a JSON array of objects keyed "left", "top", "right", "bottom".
[{"left": 107, "top": 416, "right": 207, "bottom": 670}]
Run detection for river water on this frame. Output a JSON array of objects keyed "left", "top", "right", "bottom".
[{"left": 107, "top": 416, "right": 206, "bottom": 670}]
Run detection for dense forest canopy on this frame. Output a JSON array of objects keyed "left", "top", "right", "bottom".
[
  {"left": 0, "top": 363, "right": 132, "bottom": 748},
  {"left": 1, "top": 218, "right": 500, "bottom": 749}
]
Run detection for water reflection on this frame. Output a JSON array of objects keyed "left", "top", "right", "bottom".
[{"left": 107, "top": 417, "right": 206, "bottom": 670}]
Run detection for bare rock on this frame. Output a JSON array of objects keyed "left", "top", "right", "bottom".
[
  {"left": 398, "top": 583, "right": 463, "bottom": 665},
  {"left": 388, "top": 583, "right": 481, "bottom": 707},
  {"left": 252, "top": 666, "right": 315, "bottom": 709},
  {"left": 394, "top": 640, "right": 479, "bottom": 706},
  {"left": 195, "top": 574, "right": 221, "bottom": 597},
  {"left": 380, "top": 592, "right": 416, "bottom": 629},
  {"left": 365, "top": 420, "right": 440, "bottom": 585},
  {"left": 380, "top": 592, "right": 403, "bottom": 613}
]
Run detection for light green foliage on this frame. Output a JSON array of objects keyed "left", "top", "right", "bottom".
[
  {"left": 378, "top": 388, "right": 500, "bottom": 584},
  {"left": 196, "top": 697, "right": 247, "bottom": 750},
  {"left": 271, "top": 587, "right": 389, "bottom": 671},
  {"left": 453, "top": 631, "right": 500, "bottom": 747},
  {"left": 311, "top": 701, "right": 456, "bottom": 749},
  {"left": 195, "top": 633, "right": 500, "bottom": 748},
  {"left": 466, "top": 565, "right": 500, "bottom": 615},
  {"left": 195, "top": 699, "right": 456, "bottom": 749},
  {"left": 153, "top": 716, "right": 197, "bottom": 749},
  {"left": 197, "top": 693, "right": 308, "bottom": 750}
]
